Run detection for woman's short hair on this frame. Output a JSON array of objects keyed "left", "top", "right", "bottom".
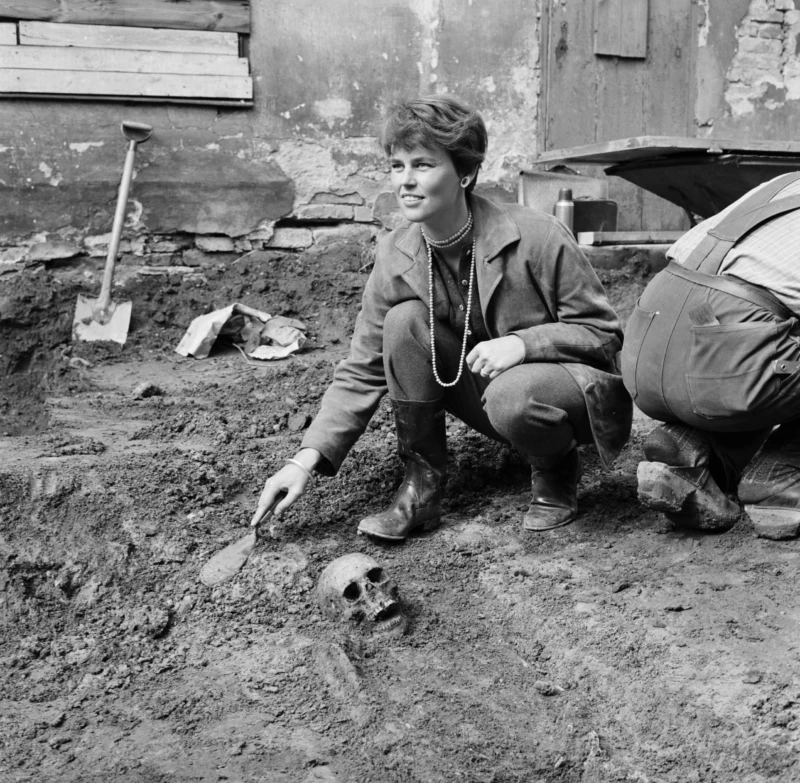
[{"left": 379, "top": 95, "right": 487, "bottom": 192}]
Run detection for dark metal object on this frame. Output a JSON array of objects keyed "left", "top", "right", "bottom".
[{"left": 607, "top": 153, "right": 800, "bottom": 219}]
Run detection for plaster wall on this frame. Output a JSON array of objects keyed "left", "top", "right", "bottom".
[
  {"left": 695, "top": 0, "right": 800, "bottom": 138},
  {"left": 0, "top": 0, "right": 541, "bottom": 271}
]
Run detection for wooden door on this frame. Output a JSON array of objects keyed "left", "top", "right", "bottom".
[{"left": 540, "top": 0, "right": 696, "bottom": 230}]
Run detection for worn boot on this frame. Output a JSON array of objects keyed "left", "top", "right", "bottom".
[
  {"left": 523, "top": 446, "right": 582, "bottom": 532},
  {"left": 357, "top": 400, "right": 446, "bottom": 542},
  {"left": 637, "top": 423, "right": 741, "bottom": 531},
  {"left": 739, "top": 451, "right": 800, "bottom": 540}
]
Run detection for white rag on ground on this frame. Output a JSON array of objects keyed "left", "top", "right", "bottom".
[{"left": 175, "top": 303, "right": 307, "bottom": 360}]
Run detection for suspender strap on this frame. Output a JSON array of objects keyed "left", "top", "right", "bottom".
[{"left": 684, "top": 172, "right": 800, "bottom": 275}]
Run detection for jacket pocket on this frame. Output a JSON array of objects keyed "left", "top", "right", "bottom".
[
  {"left": 686, "top": 321, "right": 781, "bottom": 418},
  {"left": 621, "top": 301, "right": 657, "bottom": 400}
]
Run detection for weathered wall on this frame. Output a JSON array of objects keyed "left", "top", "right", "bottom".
[
  {"left": 0, "top": 0, "right": 541, "bottom": 272},
  {"left": 695, "top": 0, "right": 800, "bottom": 138}
]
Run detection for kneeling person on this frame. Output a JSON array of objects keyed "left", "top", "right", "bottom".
[
  {"left": 622, "top": 172, "right": 800, "bottom": 538},
  {"left": 252, "top": 95, "right": 631, "bottom": 539}
]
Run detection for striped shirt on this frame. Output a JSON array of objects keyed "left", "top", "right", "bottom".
[{"left": 668, "top": 174, "right": 800, "bottom": 315}]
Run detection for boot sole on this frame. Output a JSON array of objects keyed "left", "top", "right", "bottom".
[
  {"left": 637, "top": 461, "right": 741, "bottom": 532},
  {"left": 356, "top": 513, "right": 440, "bottom": 542},
  {"left": 522, "top": 509, "right": 577, "bottom": 532},
  {"left": 744, "top": 505, "right": 800, "bottom": 540}
]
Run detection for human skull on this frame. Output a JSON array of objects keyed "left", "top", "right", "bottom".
[{"left": 316, "top": 553, "right": 407, "bottom": 637}]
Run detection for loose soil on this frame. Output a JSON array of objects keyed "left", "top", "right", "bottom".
[{"left": 1, "top": 248, "right": 799, "bottom": 783}]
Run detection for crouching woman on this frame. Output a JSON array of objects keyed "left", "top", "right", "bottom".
[{"left": 251, "top": 95, "right": 631, "bottom": 539}]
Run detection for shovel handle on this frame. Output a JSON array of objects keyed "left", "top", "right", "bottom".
[{"left": 97, "top": 123, "right": 153, "bottom": 312}]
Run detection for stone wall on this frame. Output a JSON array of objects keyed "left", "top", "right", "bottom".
[
  {"left": 0, "top": 0, "right": 541, "bottom": 277},
  {"left": 696, "top": 0, "right": 800, "bottom": 138}
]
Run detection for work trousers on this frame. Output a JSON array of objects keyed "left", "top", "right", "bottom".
[
  {"left": 383, "top": 300, "right": 591, "bottom": 458},
  {"left": 622, "top": 262, "right": 800, "bottom": 485}
]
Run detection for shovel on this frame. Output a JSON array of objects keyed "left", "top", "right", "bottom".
[
  {"left": 73, "top": 121, "right": 153, "bottom": 344},
  {"left": 199, "top": 494, "right": 284, "bottom": 587}
]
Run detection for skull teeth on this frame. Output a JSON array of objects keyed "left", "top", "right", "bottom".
[{"left": 373, "top": 605, "right": 407, "bottom": 636}]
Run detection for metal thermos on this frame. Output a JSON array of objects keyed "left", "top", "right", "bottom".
[{"left": 554, "top": 187, "right": 574, "bottom": 233}]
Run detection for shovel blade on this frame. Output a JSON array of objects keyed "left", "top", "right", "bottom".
[
  {"left": 199, "top": 531, "right": 257, "bottom": 586},
  {"left": 73, "top": 295, "right": 132, "bottom": 344}
]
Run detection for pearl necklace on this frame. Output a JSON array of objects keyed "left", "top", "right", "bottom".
[
  {"left": 422, "top": 210, "right": 473, "bottom": 248},
  {"left": 424, "top": 226, "right": 477, "bottom": 388}
]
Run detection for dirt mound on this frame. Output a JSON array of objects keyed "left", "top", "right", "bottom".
[{"left": 2, "top": 255, "right": 799, "bottom": 782}]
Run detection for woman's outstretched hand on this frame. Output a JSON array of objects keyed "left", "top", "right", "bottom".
[
  {"left": 250, "top": 448, "right": 321, "bottom": 527},
  {"left": 466, "top": 335, "right": 525, "bottom": 381}
]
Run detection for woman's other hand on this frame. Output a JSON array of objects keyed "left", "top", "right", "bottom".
[
  {"left": 250, "top": 448, "right": 321, "bottom": 526},
  {"left": 466, "top": 335, "right": 525, "bottom": 381}
]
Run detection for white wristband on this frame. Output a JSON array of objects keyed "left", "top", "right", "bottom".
[{"left": 286, "top": 458, "right": 315, "bottom": 485}]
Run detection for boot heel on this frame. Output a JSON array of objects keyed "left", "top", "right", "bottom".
[
  {"left": 745, "top": 505, "right": 800, "bottom": 540},
  {"left": 637, "top": 461, "right": 694, "bottom": 513}
]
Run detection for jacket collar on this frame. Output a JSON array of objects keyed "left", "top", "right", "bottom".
[{"left": 393, "top": 193, "right": 521, "bottom": 269}]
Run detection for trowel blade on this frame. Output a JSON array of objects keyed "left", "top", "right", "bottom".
[
  {"left": 199, "top": 530, "right": 257, "bottom": 586},
  {"left": 73, "top": 295, "right": 132, "bottom": 344}
]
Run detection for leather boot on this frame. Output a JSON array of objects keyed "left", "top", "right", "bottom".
[
  {"left": 637, "top": 423, "right": 741, "bottom": 531},
  {"left": 523, "top": 446, "right": 581, "bottom": 532},
  {"left": 357, "top": 400, "right": 446, "bottom": 542},
  {"left": 739, "top": 450, "right": 800, "bottom": 540}
]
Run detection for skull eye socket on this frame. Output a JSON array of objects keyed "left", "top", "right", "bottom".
[
  {"left": 343, "top": 582, "right": 361, "bottom": 601},
  {"left": 366, "top": 567, "right": 386, "bottom": 583}
]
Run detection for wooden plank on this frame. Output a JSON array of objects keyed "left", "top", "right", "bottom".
[
  {"left": 0, "top": 45, "right": 248, "bottom": 76},
  {"left": 19, "top": 21, "right": 239, "bottom": 55},
  {"left": 0, "top": 92, "right": 253, "bottom": 107},
  {"left": 0, "top": 22, "right": 15, "bottom": 45},
  {"left": 594, "top": 0, "right": 622, "bottom": 56},
  {"left": 536, "top": 136, "right": 800, "bottom": 165},
  {"left": 0, "top": 1, "right": 250, "bottom": 34},
  {"left": 0, "top": 68, "right": 253, "bottom": 100},
  {"left": 577, "top": 230, "right": 684, "bottom": 245},
  {"left": 595, "top": 0, "right": 648, "bottom": 58},
  {"left": 544, "top": 0, "right": 598, "bottom": 152}
]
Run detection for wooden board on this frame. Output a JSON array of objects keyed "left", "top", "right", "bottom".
[
  {"left": 0, "top": 45, "right": 248, "bottom": 76},
  {"left": 0, "top": 23, "right": 15, "bottom": 45},
  {"left": 535, "top": 136, "right": 800, "bottom": 165},
  {"left": 577, "top": 230, "right": 684, "bottom": 245},
  {"left": 594, "top": 0, "right": 648, "bottom": 59},
  {"left": 0, "top": 1, "right": 250, "bottom": 34},
  {"left": 0, "top": 68, "right": 252, "bottom": 100},
  {"left": 0, "top": 92, "right": 252, "bottom": 107},
  {"left": 19, "top": 21, "right": 239, "bottom": 55}
]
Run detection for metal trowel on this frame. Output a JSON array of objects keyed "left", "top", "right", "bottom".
[{"left": 199, "top": 495, "right": 283, "bottom": 586}]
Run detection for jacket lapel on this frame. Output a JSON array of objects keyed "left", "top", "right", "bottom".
[
  {"left": 395, "top": 225, "right": 430, "bottom": 306},
  {"left": 471, "top": 195, "right": 520, "bottom": 324}
]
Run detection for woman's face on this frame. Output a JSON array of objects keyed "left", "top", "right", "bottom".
[{"left": 389, "top": 144, "right": 465, "bottom": 230}]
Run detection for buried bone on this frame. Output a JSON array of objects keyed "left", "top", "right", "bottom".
[{"left": 316, "top": 553, "right": 407, "bottom": 637}]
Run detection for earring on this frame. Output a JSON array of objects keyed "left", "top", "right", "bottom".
[{"left": 460, "top": 176, "right": 470, "bottom": 188}]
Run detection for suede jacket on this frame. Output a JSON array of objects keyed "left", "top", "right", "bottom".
[{"left": 302, "top": 194, "right": 632, "bottom": 473}]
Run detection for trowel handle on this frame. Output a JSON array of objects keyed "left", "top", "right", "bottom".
[
  {"left": 250, "top": 490, "right": 287, "bottom": 531},
  {"left": 97, "top": 124, "right": 152, "bottom": 312}
]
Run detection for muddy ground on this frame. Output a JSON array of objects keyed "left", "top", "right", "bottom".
[{"left": 1, "top": 245, "right": 799, "bottom": 783}]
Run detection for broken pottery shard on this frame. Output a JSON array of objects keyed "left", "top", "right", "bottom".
[
  {"left": 175, "top": 303, "right": 307, "bottom": 361},
  {"left": 175, "top": 303, "right": 270, "bottom": 359},
  {"left": 316, "top": 553, "right": 407, "bottom": 638},
  {"left": 262, "top": 315, "right": 307, "bottom": 346},
  {"left": 248, "top": 339, "right": 305, "bottom": 361}
]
